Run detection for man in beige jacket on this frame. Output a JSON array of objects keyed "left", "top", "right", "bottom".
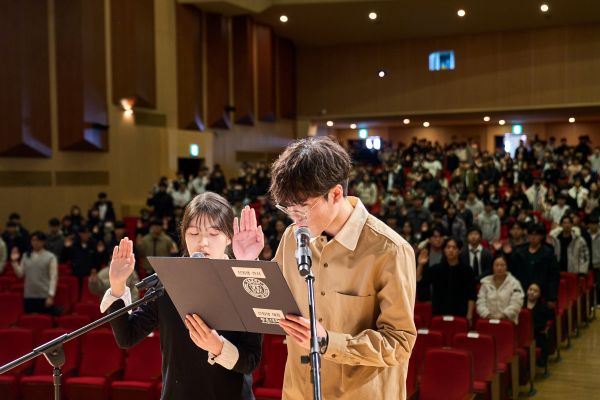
[{"left": 233, "top": 137, "right": 417, "bottom": 399}]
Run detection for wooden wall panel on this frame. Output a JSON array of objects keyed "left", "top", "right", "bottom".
[
  {"left": 276, "top": 37, "right": 296, "bottom": 119},
  {"left": 0, "top": 0, "right": 51, "bottom": 158},
  {"left": 111, "top": 0, "right": 156, "bottom": 108},
  {"left": 205, "top": 13, "right": 230, "bottom": 129},
  {"left": 176, "top": 4, "right": 204, "bottom": 130},
  {"left": 232, "top": 16, "right": 255, "bottom": 125},
  {"left": 55, "top": 0, "right": 108, "bottom": 151},
  {"left": 256, "top": 24, "right": 276, "bottom": 122}
]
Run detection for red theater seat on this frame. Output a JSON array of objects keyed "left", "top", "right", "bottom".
[
  {"left": 74, "top": 302, "right": 103, "bottom": 322},
  {"left": 0, "top": 328, "right": 35, "bottom": 400},
  {"left": 111, "top": 335, "right": 162, "bottom": 400},
  {"left": 0, "top": 293, "right": 23, "bottom": 327},
  {"left": 430, "top": 315, "right": 468, "bottom": 345},
  {"left": 516, "top": 308, "right": 535, "bottom": 391},
  {"left": 453, "top": 332, "right": 497, "bottom": 400},
  {"left": 254, "top": 335, "right": 287, "bottom": 399},
  {"left": 17, "top": 314, "right": 54, "bottom": 343},
  {"left": 65, "top": 330, "right": 124, "bottom": 400},
  {"left": 409, "top": 329, "right": 445, "bottom": 380},
  {"left": 414, "top": 302, "right": 432, "bottom": 328},
  {"left": 419, "top": 348, "right": 473, "bottom": 400},
  {"left": 56, "top": 314, "right": 91, "bottom": 330}
]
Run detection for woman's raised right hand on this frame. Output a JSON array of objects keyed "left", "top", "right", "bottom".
[{"left": 109, "top": 238, "right": 136, "bottom": 298}]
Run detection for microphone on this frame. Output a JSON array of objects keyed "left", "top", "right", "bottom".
[
  {"left": 295, "top": 227, "right": 312, "bottom": 276},
  {"left": 136, "top": 252, "right": 206, "bottom": 289}
]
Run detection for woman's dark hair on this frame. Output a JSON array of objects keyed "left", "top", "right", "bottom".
[
  {"left": 442, "top": 237, "right": 462, "bottom": 250},
  {"left": 180, "top": 192, "right": 234, "bottom": 257},
  {"left": 269, "top": 136, "right": 351, "bottom": 206}
]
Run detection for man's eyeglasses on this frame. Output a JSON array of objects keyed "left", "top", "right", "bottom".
[{"left": 275, "top": 196, "right": 324, "bottom": 221}]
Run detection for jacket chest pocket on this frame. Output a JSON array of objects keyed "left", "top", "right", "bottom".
[{"left": 330, "top": 292, "right": 377, "bottom": 334}]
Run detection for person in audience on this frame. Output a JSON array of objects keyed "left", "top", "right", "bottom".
[
  {"left": 587, "top": 215, "right": 600, "bottom": 303},
  {"left": 355, "top": 174, "right": 378, "bottom": 208},
  {"left": 88, "top": 262, "right": 139, "bottom": 302},
  {"left": 459, "top": 226, "right": 493, "bottom": 280},
  {"left": 172, "top": 181, "right": 192, "bottom": 208},
  {"left": 45, "top": 218, "right": 64, "bottom": 258},
  {"left": 547, "top": 193, "right": 570, "bottom": 226},
  {"left": 549, "top": 214, "right": 590, "bottom": 274},
  {"left": 509, "top": 223, "right": 560, "bottom": 308},
  {"left": 61, "top": 226, "right": 99, "bottom": 292},
  {"left": 476, "top": 254, "right": 525, "bottom": 324},
  {"left": 94, "top": 192, "right": 116, "bottom": 222},
  {"left": 69, "top": 205, "right": 84, "bottom": 232},
  {"left": 2, "top": 221, "right": 29, "bottom": 254},
  {"left": 102, "top": 192, "right": 262, "bottom": 399},
  {"left": 11, "top": 232, "right": 60, "bottom": 315},
  {"left": 417, "top": 237, "right": 477, "bottom": 325},
  {"left": 525, "top": 178, "right": 548, "bottom": 212},
  {"left": 0, "top": 236, "right": 6, "bottom": 268},
  {"left": 477, "top": 201, "right": 501, "bottom": 242},
  {"left": 416, "top": 226, "right": 445, "bottom": 302},
  {"left": 441, "top": 203, "right": 467, "bottom": 241},
  {"left": 136, "top": 218, "right": 178, "bottom": 273},
  {"left": 508, "top": 221, "right": 528, "bottom": 248},
  {"left": 147, "top": 182, "right": 174, "bottom": 219},
  {"left": 525, "top": 283, "right": 554, "bottom": 367}
]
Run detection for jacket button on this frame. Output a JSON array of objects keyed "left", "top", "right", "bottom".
[
  {"left": 318, "top": 318, "right": 323, "bottom": 322},
  {"left": 323, "top": 263, "right": 328, "bottom": 268},
  {"left": 321, "top": 291, "right": 325, "bottom": 296}
]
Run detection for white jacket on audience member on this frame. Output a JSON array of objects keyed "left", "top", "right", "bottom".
[{"left": 476, "top": 272, "right": 524, "bottom": 324}]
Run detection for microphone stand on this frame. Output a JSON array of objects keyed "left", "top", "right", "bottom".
[
  {"left": 0, "top": 284, "right": 164, "bottom": 400},
  {"left": 297, "top": 230, "right": 322, "bottom": 400}
]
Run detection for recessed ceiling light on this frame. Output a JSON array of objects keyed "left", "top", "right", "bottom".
[
  {"left": 326, "top": 120, "right": 334, "bottom": 127},
  {"left": 280, "top": 15, "right": 288, "bottom": 23},
  {"left": 569, "top": 117, "right": 576, "bottom": 123},
  {"left": 483, "top": 116, "right": 491, "bottom": 122},
  {"left": 457, "top": 9, "right": 466, "bottom": 17},
  {"left": 403, "top": 118, "right": 410, "bottom": 125},
  {"left": 350, "top": 123, "right": 357, "bottom": 129},
  {"left": 499, "top": 119, "right": 506, "bottom": 126},
  {"left": 378, "top": 70, "right": 386, "bottom": 78},
  {"left": 540, "top": 4, "right": 549, "bottom": 12},
  {"left": 368, "top": 12, "right": 377, "bottom": 20},
  {"left": 423, "top": 122, "right": 430, "bottom": 128}
]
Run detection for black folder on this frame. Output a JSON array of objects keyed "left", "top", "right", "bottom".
[{"left": 147, "top": 257, "right": 302, "bottom": 335}]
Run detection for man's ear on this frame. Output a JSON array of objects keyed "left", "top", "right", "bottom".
[{"left": 332, "top": 184, "right": 344, "bottom": 203}]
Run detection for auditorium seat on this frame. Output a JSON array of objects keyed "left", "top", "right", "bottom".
[
  {"left": 9, "top": 282, "right": 24, "bottom": 294},
  {"left": 516, "top": 309, "right": 535, "bottom": 393},
  {"left": 58, "top": 263, "right": 72, "bottom": 276},
  {"left": 453, "top": 332, "right": 498, "bottom": 400},
  {"left": 0, "top": 328, "right": 35, "bottom": 400},
  {"left": 0, "top": 293, "right": 23, "bottom": 327},
  {"left": 561, "top": 272, "right": 582, "bottom": 332},
  {"left": 407, "top": 355, "right": 418, "bottom": 399},
  {"left": 80, "top": 276, "right": 100, "bottom": 304},
  {"left": 430, "top": 315, "right": 468, "bottom": 345},
  {"left": 17, "top": 314, "right": 54, "bottom": 343},
  {"left": 409, "top": 329, "right": 445, "bottom": 380},
  {"left": 419, "top": 348, "right": 473, "bottom": 400},
  {"left": 254, "top": 335, "right": 287, "bottom": 399},
  {"left": 556, "top": 278, "right": 569, "bottom": 350},
  {"left": 111, "top": 335, "right": 161, "bottom": 400},
  {"left": 21, "top": 328, "right": 80, "bottom": 400},
  {"left": 60, "top": 275, "right": 80, "bottom": 306},
  {"left": 414, "top": 302, "right": 432, "bottom": 328},
  {"left": 0, "top": 275, "right": 17, "bottom": 292},
  {"left": 476, "top": 319, "right": 518, "bottom": 399},
  {"left": 54, "top": 283, "right": 73, "bottom": 314},
  {"left": 75, "top": 302, "right": 103, "bottom": 322},
  {"left": 65, "top": 330, "right": 124, "bottom": 400},
  {"left": 413, "top": 315, "right": 425, "bottom": 329},
  {"left": 57, "top": 314, "right": 91, "bottom": 330}
]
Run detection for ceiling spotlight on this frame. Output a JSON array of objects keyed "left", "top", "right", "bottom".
[
  {"left": 540, "top": 4, "right": 549, "bottom": 12},
  {"left": 483, "top": 116, "right": 491, "bottom": 122},
  {"left": 326, "top": 120, "right": 334, "bottom": 127},
  {"left": 423, "top": 122, "right": 430, "bottom": 128},
  {"left": 499, "top": 119, "right": 506, "bottom": 126},
  {"left": 368, "top": 12, "right": 377, "bottom": 20},
  {"left": 457, "top": 9, "right": 466, "bottom": 17},
  {"left": 378, "top": 70, "right": 386, "bottom": 78},
  {"left": 280, "top": 15, "right": 288, "bottom": 23},
  {"left": 350, "top": 123, "right": 357, "bottom": 129},
  {"left": 403, "top": 118, "right": 410, "bottom": 125},
  {"left": 569, "top": 117, "right": 576, "bottom": 123}
]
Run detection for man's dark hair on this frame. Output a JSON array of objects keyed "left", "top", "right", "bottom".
[
  {"left": 467, "top": 225, "right": 482, "bottom": 236},
  {"left": 528, "top": 223, "right": 546, "bottom": 236},
  {"left": 49, "top": 218, "right": 61, "bottom": 227},
  {"left": 269, "top": 137, "right": 352, "bottom": 206},
  {"left": 31, "top": 231, "right": 47, "bottom": 241},
  {"left": 560, "top": 215, "right": 573, "bottom": 224},
  {"left": 8, "top": 212, "right": 20, "bottom": 221}
]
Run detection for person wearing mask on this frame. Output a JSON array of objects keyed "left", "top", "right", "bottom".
[
  {"left": 476, "top": 255, "right": 525, "bottom": 324},
  {"left": 45, "top": 218, "right": 64, "bottom": 258},
  {"left": 459, "top": 226, "right": 493, "bottom": 280},
  {"left": 12, "top": 232, "right": 60, "bottom": 315},
  {"left": 61, "top": 226, "right": 99, "bottom": 292},
  {"left": 417, "top": 237, "right": 477, "bottom": 326},
  {"left": 476, "top": 202, "right": 501, "bottom": 243},
  {"left": 549, "top": 215, "right": 590, "bottom": 274},
  {"left": 509, "top": 223, "right": 560, "bottom": 308},
  {"left": 441, "top": 203, "right": 467, "bottom": 242},
  {"left": 102, "top": 193, "right": 262, "bottom": 399}
]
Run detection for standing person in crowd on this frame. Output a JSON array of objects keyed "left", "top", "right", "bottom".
[
  {"left": 147, "top": 182, "right": 174, "bottom": 219},
  {"left": 477, "top": 201, "right": 501, "bottom": 243},
  {"left": 61, "top": 226, "right": 99, "bottom": 292},
  {"left": 136, "top": 219, "right": 178, "bottom": 274},
  {"left": 526, "top": 283, "right": 554, "bottom": 367},
  {"left": 508, "top": 221, "right": 528, "bottom": 248},
  {"left": 233, "top": 136, "right": 416, "bottom": 400},
  {"left": 587, "top": 215, "right": 600, "bottom": 302},
  {"left": 94, "top": 192, "right": 116, "bottom": 222},
  {"left": 460, "top": 226, "right": 493, "bottom": 280},
  {"left": 2, "top": 221, "right": 29, "bottom": 254},
  {"left": 509, "top": 223, "right": 560, "bottom": 307},
  {"left": 549, "top": 215, "right": 590, "bottom": 274},
  {"left": 547, "top": 193, "right": 570, "bottom": 226},
  {"left": 456, "top": 195, "right": 474, "bottom": 229},
  {"left": 354, "top": 174, "right": 378, "bottom": 209},
  {"left": 172, "top": 181, "right": 192, "bottom": 208},
  {"left": 0, "top": 236, "right": 6, "bottom": 267},
  {"left": 442, "top": 203, "right": 467, "bottom": 241},
  {"left": 11, "top": 232, "right": 60, "bottom": 315},
  {"left": 417, "top": 237, "right": 477, "bottom": 325},
  {"left": 88, "top": 262, "right": 140, "bottom": 302},
  {"left": 102, "top": 193, "right": 262, "bottom": 399},
  {"left": 476, "top": 254, "right": 525, "bottom": 324},
  {"left": 525, "top": 178, "right": 548, "bottom": 212},
  {"left": 416, "top": 226, "right": 445, "bottom": 302},
  {"left": 45, "top": 218, "right": 64, "bottom": 258}
]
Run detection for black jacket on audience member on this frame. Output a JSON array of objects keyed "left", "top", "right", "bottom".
[
  {"left": 61, "top": 239, "right": 98, "bottom": 278},
  {"left": 108, "top": 291, "right": 261, "bottom": 400},
  {"left": 509, "top": 244, "right": 560, "bottom": 302},
  {"left": 459, "top": 246, "right": 493, "bottom": 281},
  {"left": 419, "top": 260, "right": 477, "bottom": 317}
]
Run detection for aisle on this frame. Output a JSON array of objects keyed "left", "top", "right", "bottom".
[{"left": 524, "top": 312, "right": 600, "bottom": 399}]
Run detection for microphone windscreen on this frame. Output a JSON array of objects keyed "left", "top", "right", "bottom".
[{"left": 191, "top": 252, "right": 206, "bottom": 258}]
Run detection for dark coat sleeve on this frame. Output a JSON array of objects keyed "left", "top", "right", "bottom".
[
  {"left": 108, "top": 299, "right": 159, "bottom": 349},
  {"left": 228, "top": 332, "right": 262, "bottom": 375}
]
